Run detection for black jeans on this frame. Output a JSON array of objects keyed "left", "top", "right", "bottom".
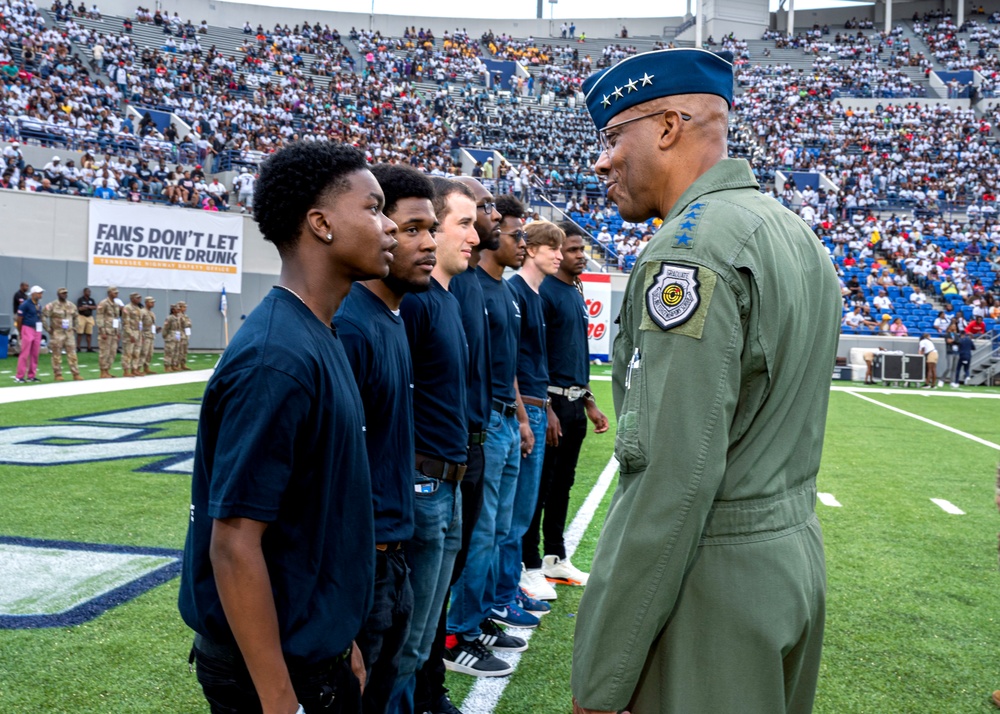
[
  {"left": 414, "top": 443, "right": 486, "bottom": 712},
  {"left": 355, "top": 548, "right": 413, "bottom": 714},
  {"left": 193, "top": 635, "right": 361, "bottom": 714},
  {"left": 523, "top": 393, "right": 588, "bottom": 567}
]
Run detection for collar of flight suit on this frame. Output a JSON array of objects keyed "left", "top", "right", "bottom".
[{"left": 663, "top": 158, "right": 761, "bottom": 224}]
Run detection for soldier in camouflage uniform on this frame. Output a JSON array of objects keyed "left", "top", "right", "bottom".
[
  {"left": 96, "top": 286, "right": 121, "bottom": 378},
  {"left": 162, "top": 304, "right": 181, "bottom": 372},
  {"left": 177, "top": 300, "right": 192, "bottom": 371},
  {"left": 121, "top": 292, "right": 144, "bottom": 377},
  {"left": 140, "top": 296, "right": 158, "bottom": 375},
  {"left": 42, "top": 287, "right": 83, "bottom": 381}
]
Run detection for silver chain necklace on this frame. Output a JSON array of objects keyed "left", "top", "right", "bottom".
[{"left": 276, "top": 284, "right": 307, "bottom": 306}]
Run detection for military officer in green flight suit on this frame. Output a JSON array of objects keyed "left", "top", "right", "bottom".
[{"left": 571, "top": 48, "right": 842, "bottom": 714}]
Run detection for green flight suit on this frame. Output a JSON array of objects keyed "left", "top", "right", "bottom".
[{"left": 572, "top": 159, "right": 841, "bottom": 713}]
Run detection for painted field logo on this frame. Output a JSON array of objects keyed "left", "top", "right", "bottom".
[
  {"left": 0, "top": 536, "right": 181, "bottom": 629},
  {"left": 0, "top": 403, "right": 199, "bottom": 475}
]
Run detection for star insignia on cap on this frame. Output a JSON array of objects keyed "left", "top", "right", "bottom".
[
  {"left": 612, "top": 86, "right": 624, "bottom": 100},
  {"left": 625, "top": 78, "right": 638, "bottom": 93},
  {"left": 640, "top": 72, "right": 654, "bottom": 86},
  {"left": 601, "top": 94, "right": 611, "bottom": 108}
]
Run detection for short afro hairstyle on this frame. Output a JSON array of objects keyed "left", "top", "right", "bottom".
[
  {"left": 495, "top": 194, "right": 525, "bottom": 222},
  {"left": 370, "top": 164, "right": 435, "bottom": 217},
  {"left": 557, "top": 220, "right": 588, "bottom": 239},
  {"left": 430, "top": 177, "right": 475, "bottom": 220},
  {"left": 253, "top": 141, "right": 368, "bottom": 255}
]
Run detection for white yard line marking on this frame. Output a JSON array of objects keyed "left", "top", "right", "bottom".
[
  {"left": 833, "top": 386, "right": 1000, "bottom": 400},
  {"left": 591, "top": 375, "right": 611, "bottom": 382},
  {"left": 846, "top": 392, "right": 1000, "bottom": 451},
  {"left": 461, "top": 455, "right": 619, "bottom": 714},
  {"left": 818, "top": 492, "right": 842, "bottom": 508},
  {"left": 0, "top": 369, "right": 213, "bottom": 405},
  {"left": 930, "top": 498, "right": 965, "bottom": 515}
]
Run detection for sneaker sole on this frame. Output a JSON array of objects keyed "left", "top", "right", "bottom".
[
  {"left": 443, "top": 659, "right": 513, "bottom": 677},
  {"left": 488, "top": 616, "right": 538, "bottom": 629},
  {"left": 544, "top": 575, "right": 587, "bottom": 586},
  {"left": 521, "top": 607, "right": 550, "bottom": 616},
  {"left": 520, "top": 585, "right": 558, "bottom": 601}
]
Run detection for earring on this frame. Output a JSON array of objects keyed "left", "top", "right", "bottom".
[{"left": 326, "top": 233, "right": 333, "bottom": 242}]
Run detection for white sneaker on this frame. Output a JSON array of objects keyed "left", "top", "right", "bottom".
[
  {"left": 950, "top": 382, "right": 959, "bottom": 388},
  {"left": 542, "top": 554, "right": 589, "bottom": 587},
  {"left": 520, "top": 565, "right": 558, "bottom": 601}
]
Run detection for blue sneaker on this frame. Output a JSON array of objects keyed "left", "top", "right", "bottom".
[
  {"left": 489, "top": 601, "right": 540, "bottom": 629},
  {"left": 516, "top": 587, "right": 551, "bottom": 616}
]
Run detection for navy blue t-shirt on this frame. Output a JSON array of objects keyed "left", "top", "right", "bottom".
[
  {"left": 179, "top": 287, "right": 374, "bottom": 662},
  {"left": 400, "top": 278, "right": 469, "bottom": 464},
  {"left": 476, "top": 266, "right": 520, "bottom": 404},
  {"left": 540, "top": 275, "right": 590, "bottom": 388},
  {"left": 16, "top": 299, "right": 41, "bottom": 329},
  {"left": 335, "top": 283, "right": 415, "bottom": 543},
  {"left": 449, "top": 267, "right": 492, "bottom": 431},
  {"left": 508, "top": 274, "right": 548, "bottom": 400}
]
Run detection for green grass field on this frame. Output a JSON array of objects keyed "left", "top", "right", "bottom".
[{"left": 0, "top": 369, "right": 998, "bottom": 713}]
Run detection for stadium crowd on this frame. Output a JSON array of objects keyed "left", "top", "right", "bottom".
[{"left": 0, "top": 0, "right": 997, "bottom": 340}]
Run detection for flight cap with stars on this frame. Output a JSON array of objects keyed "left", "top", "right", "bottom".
[{"left": 583, "top": 48, "right": 735, "bottom": 131}]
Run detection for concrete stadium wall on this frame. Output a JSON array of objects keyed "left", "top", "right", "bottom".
[
  {"left": 95, "top": 0, "right": 678, "bottom": 39},
  {"left": 772, "top": 0, "right": 948, "bottom": 31},
  {"left": 0, "top": 191, "right": 279, "bottom": 349}
]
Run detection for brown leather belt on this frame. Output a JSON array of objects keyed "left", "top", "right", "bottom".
[
  {"left": 414, "top": 452, "right": 466, "bottom": 483},
  {"left": 521, "top": 395, "right": 551, "bottom": 409},
  {"left": 376, "top": 542, "right": 403, "bottom": 552},
  {"left": 468, "top": 431, "right": 487, "bottom": 446}
]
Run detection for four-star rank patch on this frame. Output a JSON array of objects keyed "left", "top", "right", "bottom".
[{"left": 645, "top": 262, "right": 701, "bottom": 331}]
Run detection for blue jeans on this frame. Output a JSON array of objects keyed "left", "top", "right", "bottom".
[
  {"left": 389, "top": 476, "right": 462, "bottom": 713},
  {"left": 495, "top": 404, "right": 547, "bottom": 606},
  {"left": 447, "top": 411, "right": 520, "bottom": 639}
]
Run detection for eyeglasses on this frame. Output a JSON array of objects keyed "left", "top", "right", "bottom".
[
  {"left": 597, "top": 110, "right": 692, "bottom": 155},
  {"left": 477, "top": 202, "right": 496, "bottom": 214},
  {"left": 500, "top": 230, "right": 527, "bottom": 241}
]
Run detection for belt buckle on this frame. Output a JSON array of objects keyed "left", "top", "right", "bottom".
[{"left": 567, "top": 386, "right": 584, "bottom": 401}]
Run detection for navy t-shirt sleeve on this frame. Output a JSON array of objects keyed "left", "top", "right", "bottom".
[
  {"left": 336, "top": 318, "right": 373, "bottom": 393},
  {"left": 205, "top": 365, "right": 311, "bottom": 522}
]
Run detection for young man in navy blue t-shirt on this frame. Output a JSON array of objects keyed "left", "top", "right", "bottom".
[
  {"left": 523, "top": 222, "right": 609, "bottom": 593},
  {"left": 179, "top": 142, "right": 398, "bottom": 714},
  {"left": 501, "top": 221, "right": 565, "bottom": 609},
  {"left": 448, "top": 194, "right": 540, "bottom": 660},
  {"left": 335, "top": 162, "right": 439, "bottom": 714},
  {"left": 415, "top": 177, "right": 508, "bottom": 708}
]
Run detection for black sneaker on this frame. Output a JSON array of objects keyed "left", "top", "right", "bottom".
[
  {"left": 431, "top": 693, "right": 464, "bottom": 714},
  {"left": 477, "top": 619, "right": 528, "bottom": 652},
  {"left": 443, "top": 637, "right": 513, "bottom": 677},
  {"left": 28, "top": 377, "right": 41, "bottom": 383}
]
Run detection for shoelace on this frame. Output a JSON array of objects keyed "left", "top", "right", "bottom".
[{"left": 465, "top": 637, "right": 494, "bottom": 659}]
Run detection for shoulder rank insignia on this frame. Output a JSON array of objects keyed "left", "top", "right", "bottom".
[{"left": 645, "top": 262, "right": 701, "bottom": 331}]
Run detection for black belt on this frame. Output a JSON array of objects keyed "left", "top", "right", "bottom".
[
  {"left": 492, "top": 398, "right": 518, "bottom": 417},
  {"left": 468, "top": 431, "right": 487, "bottom": 446},
  {"left": 192, "top": 633, "right": 352, "bottom": 669},
  {"left": 414, "top": 452, "right": 466, "bottom": 482},
  {"left": 376, "top": 541, "right": 404, "bottom": 552},
  {"left": 521, "top": 395, "right": 551, "bottom": 409},
  {"left": 547, "top": 385, "right": 593, "bottom": 402}
]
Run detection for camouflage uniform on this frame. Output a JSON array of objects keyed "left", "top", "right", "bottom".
[
  {"left": 162, "top": 306, "right": 181, "bottom": 371},
  {"left": 121, "top": 293, "right": 144, "bottom": 376},
  {"left": 140, "top": 298, "right": 157, "bottom": 374},
  {"left": 178, "top": 301, "right": 192, "bottom": 370},
  {"left": 42, "top": 290, "right": 81, "bottom": 380},
  {"left": 96, "top": 289, "right": 121, "bottom": 377}
]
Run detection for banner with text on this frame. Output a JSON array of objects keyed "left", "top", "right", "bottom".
[
  {"left": 580, "top": 272, "right": 611, "bottom": 362},
  {"left": 87, "top": 201, "right": 244, "bottom": 293}
]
